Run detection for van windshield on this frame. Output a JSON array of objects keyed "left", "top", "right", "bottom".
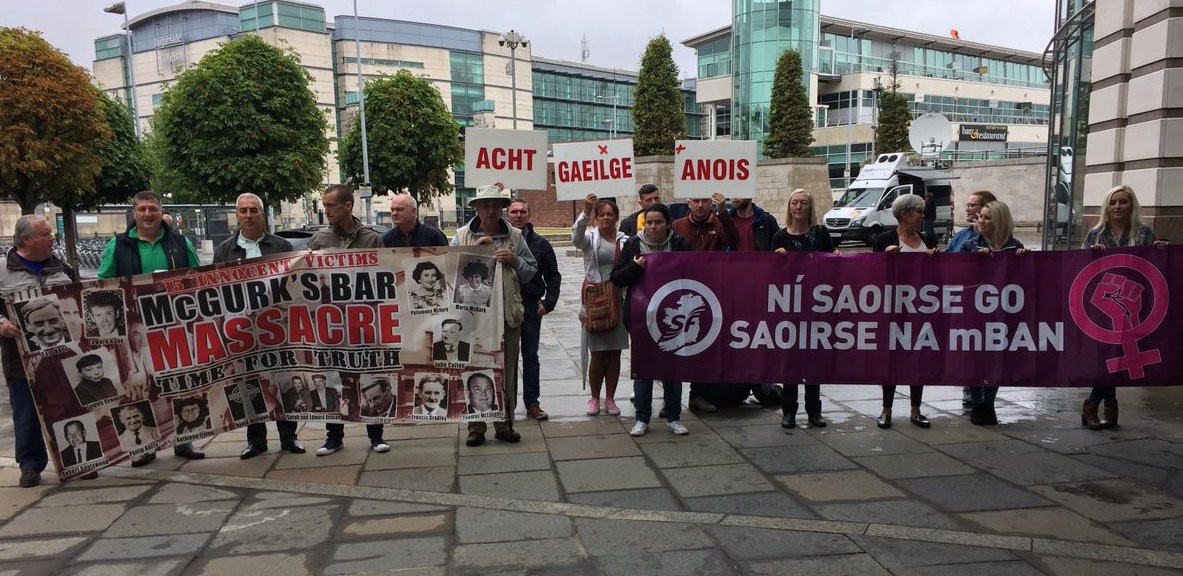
[{"left": 845, "top": 187, "right": 886, "bottom": 208}]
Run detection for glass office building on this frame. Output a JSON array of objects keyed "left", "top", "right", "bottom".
[{"left": 730, "top": 0, "right": 819, "bottom": 143}]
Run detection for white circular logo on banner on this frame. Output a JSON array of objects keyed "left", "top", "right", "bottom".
[{"left": 645, "top": 279, "right": 722, "bottom": 357}]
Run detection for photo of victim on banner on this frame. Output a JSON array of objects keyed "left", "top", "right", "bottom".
[
  {"left": 9, "top": 246, "right": 510, "bottom": 480},
  {"left": 54, "top": 415, "right": 106, "bottom": 471},
  {"left": 463, "top": 369, "right": 501, "bottom": 420}
]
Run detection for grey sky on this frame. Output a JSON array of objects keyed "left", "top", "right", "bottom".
[{"left": 3, "top": 1, "right": 1054, "bottom": 75}]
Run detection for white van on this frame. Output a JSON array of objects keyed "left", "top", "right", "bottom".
[{"left": 824, "top": 153, "right": 955, "bottom": 246}]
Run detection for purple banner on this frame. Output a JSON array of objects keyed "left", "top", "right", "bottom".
[{"left": 628, "top": 246, "right": 1182, "bottom": 387}]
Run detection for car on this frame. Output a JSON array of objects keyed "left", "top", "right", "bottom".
[{"left": 274, "top": 224, "right": 392, "bottom": 251}]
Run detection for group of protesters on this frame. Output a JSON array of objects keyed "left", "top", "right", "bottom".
[{"left": 0, "top": 180, "right": 1164, "bottom": 488}]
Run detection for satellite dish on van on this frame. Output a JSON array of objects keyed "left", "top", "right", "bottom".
[{"left": 909, "top": 113, "right": 952, "bottom": 159}]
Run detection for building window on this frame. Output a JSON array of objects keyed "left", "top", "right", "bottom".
[{"left": 94, "top": 37, "right": 123, "bottom": 60}]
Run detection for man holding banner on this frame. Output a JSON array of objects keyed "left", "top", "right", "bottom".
[
  {"left": 215, "top": 192, "right": 307, "bottom": 460},
  {"left": 451, "top": 183, "right": 537, "bottom": 446}
]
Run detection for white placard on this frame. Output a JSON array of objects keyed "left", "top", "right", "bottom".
[
  {"left": 464, "top": 128, "right": 548, "bottom": 190},
  {"left": 551, "top": 139, "right": 636, "bottom": 201},
  {"left": 672, "top": 140, "right": 757, "bottom": 199}
]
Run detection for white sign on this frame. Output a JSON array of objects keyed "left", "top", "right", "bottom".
[
  {"left": 672, "top": 140, "right": 757, "bottom": 199},
  {"left": 464, "top": 128, "right": 548, "bottom": 191},
  {"left": 551, "top": 139, "right": 635, "bottom": 201}
]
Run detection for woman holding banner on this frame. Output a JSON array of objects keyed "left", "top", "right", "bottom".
[
  {"left": 1079, "top": 185, "right": 1168, "bottom": 429},
  {"left": 573, "top": 194, "right": 630, "bottom": 416},
  {"left": 772, "top": 189, "right": 833, "bottom": 429},
  {"left": 873, "top": 194, "right": 936, "bottom": 429}
]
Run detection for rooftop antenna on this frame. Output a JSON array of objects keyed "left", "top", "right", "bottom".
[{"left": 581, "top": 35, "right": 589, "bottom": 62}]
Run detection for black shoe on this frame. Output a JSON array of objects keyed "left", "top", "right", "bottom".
[
  {"left": 985, "top": 406, "right": 999, "bottom": 426},
  {"left": 807, "top": 414, "right": 827, "bottom": 428},
  {"left": 876, "top": 414, "right": 891, "bottom": 429},
  {"left": 131, "top": 453, "right": 157, "bottom": 467},
  {"left": 240, "top": 443, "right": 268, "bottom": 459},
  {"left": 969, "top": 404, "right": 987, "bottom": 426},
  {"left": 281, "top": 439, "right": 306, "bottom": 454},
  {"left": 465, "top": 432, "right": 485, "bottom": 447},
  {"left": 781, "top": 414, "right": 797, "bottom": 429},
  {"left": 174, "top": 445, "right": 205, "bottom": 460},
  {"left": 494, "top": 429, "right": 521, "bottom": 443},
  {"left": 910, "top": 414, "right": 931, "bottom": 429},
  {"left": 18, "top": 469, "right": 40, "bottom": 488}
]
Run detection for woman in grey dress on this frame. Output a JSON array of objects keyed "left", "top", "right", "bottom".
[{"left": 572, "top": 194, "right": 629, "bottom": 415}]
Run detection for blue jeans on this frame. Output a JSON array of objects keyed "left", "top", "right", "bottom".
[
  {"left": 5, "top": 377, "right": 47, "bottom": 472},
  {"left": 520, "top": 299, "right": 542, "bottom": 407},
  {"left": 633, "top": 379, "right": 682, "bottom": 424}
]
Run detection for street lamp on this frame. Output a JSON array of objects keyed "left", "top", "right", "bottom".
[
  {"left": 104, "top": 2, "right": 140, "bottom": 138},
  {"left": 596, "top": 93, "right": 619, "bottom": 139},
  {"left": 498, "top": 30, "right": 528, "bottom": 129},
  {"left": 871, "top": 76, "right": 883, "bottom": 156},
  {"left": 353, "top": 0, "right": 372, "bottom": 223}
]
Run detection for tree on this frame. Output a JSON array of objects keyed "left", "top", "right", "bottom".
[
  {"left": 0, "top": 28, "right": 110, "bottom": 214},
  {"left": 338, "top": 70, "right": 462, "bottom": 206},
  {"left": 151, "top": 34, "right": 328, "bottom": 207},
  {"left": 875, "top": 64, "right": 912, "bottom": 155},
  {"left": 763, "top": 50, "right": 815, "bottom": 158},
  {"left": 632, "top": 34, "right": 685, "bottom": 156}
]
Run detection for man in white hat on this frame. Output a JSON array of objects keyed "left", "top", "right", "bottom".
[{"left": 451, "top": 183, "right": 537, "bottom": 447}]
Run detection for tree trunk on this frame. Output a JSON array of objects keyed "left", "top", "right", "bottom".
[{"left": 62, "top": 207, "right": 80, "bottom": 271}]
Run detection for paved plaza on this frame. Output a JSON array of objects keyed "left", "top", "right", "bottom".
[{"left": 1, "top": 243, "right": 1181, "bottom": 575}]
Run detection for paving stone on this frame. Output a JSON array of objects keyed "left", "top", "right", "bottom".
[
  {"left": 59, "top": 559, "right": 187, "bottom": 576},
  {"left": 664, "top": 463, "right": 775, "bottom": 498},
  {"left": 546, "top": 434, "right": 641, "bottom": 460},
  {"left": 459, "top": 470, "right": 561, "bottom": 501},
  {"left": 75, "top": 533, "right": 211, "bottom": 561},
  {"left": 1088, "top": 438, "right": 1183, "bottom": 470},
  {"left": 741, "top": 444, "right": 859, "bottom": 474},
  {"left": 849, "top": 534, "right": 1018, "bottom": 568},
  {"left": 566, "top": 488, "right": 682, "bottom": 512},
  {"left": 573, "top": 518, "right": 715, "bottom": 555},
  {"left": 777, "top": 470, "right": 906, "bottom": 502},
  {"left": 0, "top": 536, "right": 89, "bottom": 561},
  {"left": 451, "top": 537, "right": 585, "bottom": 572},
  {"left": 382, "top": 423, "right": 461, "bottom": 440},
  {"left": 265, "top": 465, "right": 360, "bottom": 486},
  {"left": 147, "top": 484, "right": 241, "bottom": 504},
  {"left": 103, "top": 502, "right": 237, "bottom": 537},
  {"left": 706, "top": 524, "right": 860, "bottom": 560},
  {"left": 814, "top": 499, "right": 966, "bottom": 530},
  {"left": 934, "top": 438, "right": 1046, "bottom": 462},
  {"left": 208, "top": 505, "right": 338, "bottom": 554},
  {"left": 456, "top": 423, "right": 549, "bottom": 456},
  {"left": 362, "top": 437, "right": 457, "bottom": 471},
  {"left": 712, "top": 423, "right": 823, "bottom": 448},
  {"left": 911, "top": 560, "right": 1046, "bottom": 576},
  {"left": 968, "top": 451, "right": 1117, "bottom": 486},
  {"left": 177, "top": 452, "right": 278, "bottom": 478},
  {"left": 457, "top": 452, "right": 552, "bottom": 475},
  {"left": 326, "top": 536, "right": 447, "bottom": 574},
  {"left": 242, "top": 492, "right": 335, "bottom": 510},
  {"left": 0, "top": 504, "right": 126, "bottom": 537},
  {"left": 639, "top": 439, "right": 746, "bottom": 468},
  {"left": 742, "top": 553, "right": 891, "bottom": 575},
  {"left": 1109, "top": 518, "right": 1183, "bottom": 552},
  {"left": 1029, "top": 479, "right": 1182, "bottom": 522},
  {"left": 683, "top": 492, "right": 814, "bottom": 519},
  {"left": 271, "top": 439, "right": 369, "bottom": 469},
  {"left": 852, "top": 452, "right": 978, "bottom": 479},
  {"left": 895, "top": 473, "right": 1054, "bottom": 512},
  {"left": 815, "top": 429, "right": 934, "bottom": 457},
  {"left": 455, "top": 508, "right": 572, "bottom": 543},
  {"left": 554, "top": 457, "right": 662, "bottom": 493},
  {"left": 629, "top": 419, "right": 714, "bottom": 443},
  {"left": 0, "top": 486, "right": 53, "bottom": 521},
  {"left": 186, "top": 553, "right": 310, "bottom": 576},
  {"left": 341, "top": 514, "right": 448, "bottom": 537},
  {"left": 1032, "top": 555, "right": 1183, "bottom": 576},
  {"left": 959, "top": 507, "right": 1135, "bottom": 545},
  {"left": 0, "top": 559, "right": 66, "bottom": 576},
  {"left": 358, "top": 466, "right": 457, "bottom": 492},
  {"left": 594, "top": 549, "right": 737, "bottom": 576},
  {"left": 1004, "top": 427, "right": 1130, "bottom": 455},
  {"left": 1070, "top": 454, "right": 1170, "bottom": 488},
  {"left": 36, "top": 485, "right": 153, "bottom": 507},
  {"left": 346, "top": 500, "right": 448, "bottom": 517}
]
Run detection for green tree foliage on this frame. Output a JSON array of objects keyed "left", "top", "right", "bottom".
[
  {"left": 632, "top": 35, "right": 685, "bottom": 156},
  {"left": 338, "top": 70, "right": 462, "bottom": 205},
  {"left": 875, "top": 65, "right": 912, "bottom": 155},
  {"left": 87, "top": 90, "right": 150, "bottom": 208},
  {"left": 763, "top": 49, "right": 814, "bottom": 158},
  {"left": 0, "top": 28, "right": 110, "bottom": 214},
  {"left": 151, "top": 35, "right": 328, "bottom": 207}
]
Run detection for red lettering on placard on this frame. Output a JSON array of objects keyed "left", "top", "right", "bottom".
[
  {"left": 556, "top": 157, "right": 634, "bottom": 183},
  {"left": 680, "top": 158, "right": 752, "bottom": 181},
  {"left": 475, "top": 147, "right": 537, "bottom": 171}
]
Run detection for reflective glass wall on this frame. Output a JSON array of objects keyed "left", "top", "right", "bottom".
[
  {"left": 731, "top": 0, "right": 818, "bottom": 144},
  {"left": 1043, "top": 0, "right": 1094, "bottom": 250}
]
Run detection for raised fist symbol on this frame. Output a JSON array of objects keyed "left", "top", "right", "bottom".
[{"left": 1090, "top": 272, "right": 1143, "bottom": 331}]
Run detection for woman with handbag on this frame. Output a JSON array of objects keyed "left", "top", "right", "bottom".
[{"left": 573, "top": 194, "right": 630, "bottom": 415}]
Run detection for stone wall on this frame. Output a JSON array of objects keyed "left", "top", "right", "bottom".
[{"left": 951, "top": 157, "right": 1048, "bottom": 226}]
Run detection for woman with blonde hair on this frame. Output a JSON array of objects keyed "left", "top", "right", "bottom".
[{"left": 1079, "top": 185, "right": 1168, "bottom": 429}]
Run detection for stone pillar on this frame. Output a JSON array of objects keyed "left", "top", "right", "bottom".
[{"left": 1085, "top": 1, "right": 1183, "bottom": 240}]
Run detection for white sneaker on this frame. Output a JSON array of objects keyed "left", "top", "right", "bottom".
[
  {"left": 371, "top": 440, "right": 390, "bottom": 453},
  {"left": 629, "top": 421, "right": 649, "bottom": 437},
  {"left": 667, "top": 421, "right": 689, "bottom": 435},
  {"left": 690, "top": 397, "right": 717, "bottom": 413}
]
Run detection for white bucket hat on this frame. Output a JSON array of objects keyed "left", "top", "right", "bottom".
[{"left": 468, "top": 184, "right": 511, "bottom": 208}]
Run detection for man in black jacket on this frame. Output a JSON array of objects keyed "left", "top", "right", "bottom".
[
  {"left": 215, "top": 193, "right": 306, "bottom": 460},
  {"left": 619, "top": 183, "right": 662, "bottom": 237},
  {"left": 506, "top": 198, "right": 561, "bottom": 420}
]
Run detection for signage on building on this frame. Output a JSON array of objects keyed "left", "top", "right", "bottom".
[
  {"left": 552, "top": 139, "right": 635, "bottom": 201},
  {"left": 959, "top": 124, "right": 1009, "bottom": 142},
  {"left": 673, "top": 140, "right": 757, "bottom": 199},
  {"left": 463, "top": 128, "right": 548, "bottom": 190},
  {"left": 154, "top": 32, "right": 185, "bottom": 49}
]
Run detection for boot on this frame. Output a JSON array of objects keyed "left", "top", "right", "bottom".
[
  {"left": 805, "top": 399, "right": 826, "bottom": 427},
  {"left": 1102, "top": 399, "right": 1118, "bottom": 429},
  {"left": 969, "top": 403, "right": 987, "bottom": 426},
  {"left": 1081, "top": 400, "right": 1104, "bottom": 430},
  {"left": 781, "top": 402, "right": 798, "bottom": 429}
]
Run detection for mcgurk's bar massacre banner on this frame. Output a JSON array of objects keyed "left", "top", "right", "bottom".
[
  {"left": 7, "top": 247, "right": 508, "bottom": 480},
  {"left": 628, "top": 247, "right": 1182, "bottom": 387}
]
